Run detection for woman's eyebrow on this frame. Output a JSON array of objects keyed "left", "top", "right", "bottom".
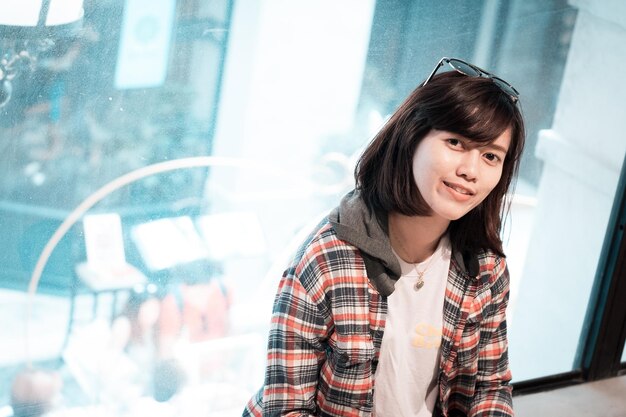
[{"left": 480, "top": 143, "right": 509, "bottom": 154}]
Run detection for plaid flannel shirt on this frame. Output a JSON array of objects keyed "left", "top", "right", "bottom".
[{"left": 243, "top": 219, "right": 513, "bottom": 417}]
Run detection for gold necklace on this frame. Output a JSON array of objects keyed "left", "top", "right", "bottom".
[
  {"left": 413, "top": 250, "right": 438, "bottom": 291},
  {"left": 389, "top": 221, "right": 441, "bottom": 291}
]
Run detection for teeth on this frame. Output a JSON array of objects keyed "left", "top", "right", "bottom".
[
  {"left": 452, "top": 186, "right": 470, "bottom": 195},
  {"left": 445, "top": 182, "right": 471, "bottom": 195}
]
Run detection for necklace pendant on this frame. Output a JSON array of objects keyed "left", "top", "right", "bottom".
[{"left": 414, "top": 276, "right": 424, "bottom": 291}]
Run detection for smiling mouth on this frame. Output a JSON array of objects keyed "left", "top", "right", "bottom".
[{"left": 443, "top": 181, "right": 474, "bottom": 196}]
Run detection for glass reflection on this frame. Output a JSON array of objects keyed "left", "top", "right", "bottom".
[{"left": 2, "top": 0, "right": 625, "bottom": 415}]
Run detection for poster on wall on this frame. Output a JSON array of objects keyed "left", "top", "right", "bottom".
[{"left": 114, "top": 0, "right": 176, "bottom": 89}]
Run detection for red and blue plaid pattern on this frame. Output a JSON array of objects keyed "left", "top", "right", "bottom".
[{"left": 243, "top": 219, "right": 513, "bottom": 417}]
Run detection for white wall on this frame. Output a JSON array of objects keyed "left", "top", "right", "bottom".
[
  {"left": 509, "top": 0, "right": 626, "bottom": 381},
  {"left": 207, "top": 0, "right": 376, "bottom": 303}
]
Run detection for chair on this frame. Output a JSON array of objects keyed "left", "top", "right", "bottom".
[{"left": 63, "top": 213, "right": 147, "bottom": 349}]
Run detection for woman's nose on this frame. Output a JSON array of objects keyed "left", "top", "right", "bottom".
[{"left": 456, "top": 150, "right": 480, "bottom": 181}]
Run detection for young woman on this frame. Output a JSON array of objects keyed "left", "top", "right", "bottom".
[{"left": 243, "top": 57, "right": 525, "bottom": 417}]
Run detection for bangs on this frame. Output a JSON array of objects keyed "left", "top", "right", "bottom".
[{"left": 424, "top": 72, "right": 518, "bottom": 148}]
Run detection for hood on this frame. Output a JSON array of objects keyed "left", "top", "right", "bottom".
[
  {"left": 328, "top": 190, "right": 401, "bottom": 297},
  {"left": 328, "top": 190, "right": 479, "bottom": 297}
]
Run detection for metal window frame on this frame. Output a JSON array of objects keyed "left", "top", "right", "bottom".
[
  {"left": 576, "top": 152, "right": 626, "bottom": 380},
  {"left": 514, "top": 153, "right": 626, "bottom": 395}
]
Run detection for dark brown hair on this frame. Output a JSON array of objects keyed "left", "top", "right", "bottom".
[{"left": 355, "top": 71, "right": 525, "bottom": 256}]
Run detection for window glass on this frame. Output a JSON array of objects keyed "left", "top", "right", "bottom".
[
  {"left": 503, "top": 0, "right": 626, "bottom": 380},
  {"left": 1, "top": 0, "right": 626, "bottom": 413}
]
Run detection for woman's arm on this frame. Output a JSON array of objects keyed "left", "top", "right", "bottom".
[
  {"left": 469, "top": 259, "right": 514, "bottom": 417},
  {"left": 246, "top": 270, "right": 328, "bottom": 417}
]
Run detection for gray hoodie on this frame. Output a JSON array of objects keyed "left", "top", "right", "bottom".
[{"left": 328, "top": 190, "right": 478, "bottom": 297}]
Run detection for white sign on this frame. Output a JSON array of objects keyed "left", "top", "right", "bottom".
[
  {"left": 83, "top": 213, "right": 127, "bottom": 267},
  {"left": 114, "top": 0, "right": 176, "bottom": 89}
]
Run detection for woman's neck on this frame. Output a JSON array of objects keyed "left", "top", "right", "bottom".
[{"left": 388, "top": 212, "right": 450, "bottom": 264}]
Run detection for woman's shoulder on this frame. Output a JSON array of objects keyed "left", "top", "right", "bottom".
[
  {"left": 475, "top": 248, "right": 509, "bottom": 288},
  {"left": 297, "top": 218, "right": 363, "bottom": 266},
  {"left": 287, "top": 218, "right": 366, "bottom": 291}
]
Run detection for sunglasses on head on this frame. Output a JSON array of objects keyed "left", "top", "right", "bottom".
[{"left": 422, "top": 57, "right": 519, "bottom": 103}]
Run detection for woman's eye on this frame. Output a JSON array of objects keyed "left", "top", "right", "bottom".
[
  {"left": 447, "top": 138, "right": 461, "bottom": 147},
  {"left": 484, "top": 153, "right": 501, "bottom": 163}
]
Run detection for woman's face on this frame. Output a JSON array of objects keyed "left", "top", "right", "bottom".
[{"left": 412, "top": 128, "right": 511, "bottom": 222}]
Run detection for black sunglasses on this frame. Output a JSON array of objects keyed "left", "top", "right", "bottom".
[{"left": 422, "top": 57, "right": 519, "bottom": 103}]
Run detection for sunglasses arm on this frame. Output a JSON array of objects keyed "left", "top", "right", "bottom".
[{"left": 422, "top": 58, "right": 447, "bottom": 87}]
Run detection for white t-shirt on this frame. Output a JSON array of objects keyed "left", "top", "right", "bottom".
[{"left": 373, "top": 235, "right": 451, "bottom": 417}]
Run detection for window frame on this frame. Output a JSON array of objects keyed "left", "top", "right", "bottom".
[
  {"left": 513, "top": 153, "right": 626, "bottom": 394},
  {"left": 577, "top": 152, "right": 626, "bottom": 380}
]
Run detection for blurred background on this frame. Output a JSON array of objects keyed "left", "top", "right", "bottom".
[{"left": 1, "top": 0, "right": 625, "bottom": 415}]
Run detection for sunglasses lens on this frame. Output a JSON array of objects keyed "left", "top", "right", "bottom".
[
  {"left": 492, "top": 77, "right": 519, "bottom": 101},
  {"left": 448, "top": 59, "right": 481, "bottom": 77}
]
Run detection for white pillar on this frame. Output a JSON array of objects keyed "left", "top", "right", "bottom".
[
  {"left": 206, "top": 1, "right": 376, "bottom": 308},
  {"left": 509, "top": 0, "right": 626, "bottom": 381}
]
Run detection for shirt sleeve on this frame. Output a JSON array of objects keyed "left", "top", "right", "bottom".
[
  {"left": 469, "top": 259, "right": 514, "bottom": 417},
  {"left": 260, "top": 270, "right": 329, "bottom": 416}
]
